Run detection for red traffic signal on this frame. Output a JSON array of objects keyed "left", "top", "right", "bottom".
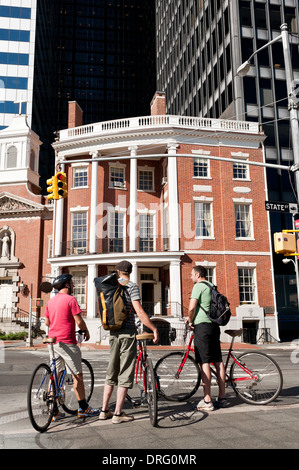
[{"left": 56, "top": 172, "right": 68, "bottom": 198}]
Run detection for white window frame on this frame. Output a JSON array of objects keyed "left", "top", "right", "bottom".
[
  {"left": 193, "top": 157, "right": 210, "bottom": 178},
  {"left": 138, "top": 209, "right": 156, "bottom": 251},
  {"left": 108, "top": 207, "right": 126, "bottom": 252},
  {"left": 70, "top": 208, "right": 88, "bottom": 254},
  {"left": 194, "top": 197, "right": 214, "bottom": 238},
  {"left": 72, "top": 164, "right": 89, "bottom": 188},
  {"left": 109, "top": 162, "right": 126, "bottom": 189},
  {"left": 231, "top": 152, "right": 250, "bottom": 181},
  {"left": 138, "top": 167, "right": 155, "bottom": 192},
  {"left": 234, "top": 199, "right": 253, "bottom": 239},
  {"left": 69, "top": 268, "right": 87, "bottom": 309},
  {"left": 237, "top": 263, "right": 257, "bottom": 305}
]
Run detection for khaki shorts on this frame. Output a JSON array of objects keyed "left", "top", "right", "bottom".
[
  {"left": 105, "top": 330, "right": 137, "bottom": 388},
  {"left": 49, "top": 342, "right": 82, "bottom": 376}
]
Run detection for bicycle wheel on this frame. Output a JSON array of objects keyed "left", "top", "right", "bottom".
[
  {"left": 230, "top": 352, "right": 283, "bottom": 405},
  {"left": 62, "top": 359, "right": 94, "bottom": 415},
  {"left": 154, "top": 352, "right": 201, "bottom": 401},
  {"left": 127, "top": 356, "right": 145, "bottom": 407},
  {"left": 145, "top": 358, "right": 158, "bottom": 427},
  {"left": 27, "top": 363, "right": 55, "bottom": 433}
]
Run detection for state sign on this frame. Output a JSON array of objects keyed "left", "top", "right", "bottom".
[{"left": 265, "top": 201, "right": 290, "bottom": 212}]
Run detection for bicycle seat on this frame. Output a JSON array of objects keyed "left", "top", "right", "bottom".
[
  {"left": 42, "top": 336, "right": 57, "bottom": 344},
  {"left": 136, "top": 332, "right": 154, "bottom": 341},
  {"left": 224, "top": 329, "right": 243, "bottom": 338}
]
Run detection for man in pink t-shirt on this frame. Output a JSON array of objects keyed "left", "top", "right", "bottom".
[{"left": 44, "top": 274, "right": 99, "bottom": 419}]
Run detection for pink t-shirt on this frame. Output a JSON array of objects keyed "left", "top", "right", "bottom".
[{"left": 44, "top": 293, "right": 81, "bottom": 344}]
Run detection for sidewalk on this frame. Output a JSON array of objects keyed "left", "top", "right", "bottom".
[{"left": 2, "top": 337, "right": 295, "bottom": 351}]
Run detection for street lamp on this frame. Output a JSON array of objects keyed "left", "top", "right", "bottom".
[{"left": 237, "top": 23, "right": 299, "bottom": 202}]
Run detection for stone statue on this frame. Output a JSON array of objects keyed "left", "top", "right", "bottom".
[{"left": 1, "top": 233, "right": 10, "bottom": 259}]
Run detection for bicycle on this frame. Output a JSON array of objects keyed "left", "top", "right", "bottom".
[
  {"left": 154, "top": 323, "right": 283, "bottom": 405},
  {"left": 27, "top": 330, "right": 94, "bottom": 433},
  {"left": 126, "top": 330, "right": 158, "bottom": 427}
]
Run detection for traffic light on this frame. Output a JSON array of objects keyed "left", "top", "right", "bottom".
[
  {"left": 57, "top": 172, "right": 68, "bottom": 198},
  {"left": 274, "top": 232, "right": 296, "bottom": 254},
  {"left": 46, "top": 174, "right": 58, "bottom": 200}
]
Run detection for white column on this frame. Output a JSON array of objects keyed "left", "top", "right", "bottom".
[
  {"left": 87, "top": 264, "right": 97, "bottom": 318},
  {"left": 54, "top": 160, "right": 65, "bottom": 256},
  {"left": 169, "top": 260, "right": 182, "bottom": 316},
  {"left": 89, "top": 151, "right": 99, "bottom": 253},
  {"left": 129, "top": 146, "right": 138, "bottom": 251},
  {"left": 167, "top": 144, "right": 180, "bottom": 251},
  {"left": 50, "top": 265, "right": 61, "bottom": 298},
  {"left": 131, "top": 260, "right": 138, "bottom": 284}
]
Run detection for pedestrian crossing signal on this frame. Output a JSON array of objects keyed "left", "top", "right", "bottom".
[
  {"left": 57, "top": 172, "right": 68, "bottom": 199},
  {"left": 46, "top": 174, "right": 58, "bottom": 200}
]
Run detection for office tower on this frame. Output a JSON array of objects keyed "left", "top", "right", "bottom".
[
  {"left": 156, "top": 0, "right": 299, "bottom": 318},
  {"left": 0, "top": 0, "right": 156, "bottom": 191},
  {"left": 0, "top": 1, "right": 37, "bottom": 130},
  {"left": 55, "top": 0, "right": 156, "bottom": 131}
]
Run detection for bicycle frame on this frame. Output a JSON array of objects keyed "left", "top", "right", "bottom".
[
  {"left": 181, "top": 326, "right": 258, "bottom": 384},
  {"left": 174, "top": 332, "right": 195, "bottom": 379},
  {"left": 134, "top": 339, "right": 147, "bottom": 392}
]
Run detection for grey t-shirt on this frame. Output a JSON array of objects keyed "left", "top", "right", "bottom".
[{"left": 118, "top": 278, "right": 140, "bottom": 330}]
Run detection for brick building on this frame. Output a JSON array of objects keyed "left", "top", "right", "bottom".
[
  {"left": 48, "top": 93, "right": 277, "bottom": 344},
  {"left": 0, "top": 112, "right": 53, "bottom": 330},
  {"left": 0, "top": 94, "right": 278, "bottom": 344}
]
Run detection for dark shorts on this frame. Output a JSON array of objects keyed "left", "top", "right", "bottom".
[{"left": 194, "top": 323, "right": 222, "bottom": 364}]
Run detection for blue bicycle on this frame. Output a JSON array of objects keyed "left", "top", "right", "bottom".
[{"left": 27, "top": 331, "right": 94, "bottom": 433}]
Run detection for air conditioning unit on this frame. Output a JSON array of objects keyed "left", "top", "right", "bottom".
[
  {"left": 73, "top": 247, "right": 86, "bottom": 255},
  {"left": 114, "top": 181, "right": 124, "bottom": 187}
]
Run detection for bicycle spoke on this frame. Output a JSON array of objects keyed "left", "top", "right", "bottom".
[
  {"left": 62, "top": 359, "right": 94, "bottom": 415},
  {"left": 146, "top": 358, "right": 158, "bottom": 427},
  {"left": 230, "top": 352, "right": 283, "bottom": 405},
  {"left": 154, "top": 352, "right": 200, "bottom": 401},
  {"left": 27, "top": 364, "right": 55, "bottom": 433}
]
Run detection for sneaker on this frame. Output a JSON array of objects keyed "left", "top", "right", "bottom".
[
  {"left": 52, "top": 410, "right": 65, "bottom": 422},
  {"left": 99, "top": 409, "right": 113, "bottom": 420},
  {"left": 214, "top": 397, "right": 228, "bottom": 408},
  {"left": 77, "top": 405, "right": 100, "bottom": 418},
  {"left": 197, "top": 399, "right": 215, "bottom": 411},
  {"left": 112, "top": 412, "right": 134, "bottom": 424}
]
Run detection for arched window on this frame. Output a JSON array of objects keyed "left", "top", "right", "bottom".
[{"left": 6, "top": 146, "right": 17, "bottom": 168}]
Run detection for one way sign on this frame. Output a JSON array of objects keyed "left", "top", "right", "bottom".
[{"left": 265, "top": 201, "right": 298, "bottom": 214}]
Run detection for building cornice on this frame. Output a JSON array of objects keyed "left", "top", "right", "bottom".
[{"left": 53, "top": 115, "right": 264, "bottom": 155}]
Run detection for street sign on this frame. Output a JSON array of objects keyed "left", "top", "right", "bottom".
[{"left": 265, "top": 201, "right": 298, "bottom": 213}]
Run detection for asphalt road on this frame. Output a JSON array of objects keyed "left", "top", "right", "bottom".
[{"left": 1, "top": 344, "right": 299, "bottom": 453}]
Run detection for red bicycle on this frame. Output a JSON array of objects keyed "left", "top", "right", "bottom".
[
  {"left": 154, "top": 322, "right": 283, "bottom": 405},
  {"left": 126, "top": 331, "right": 158, "bottom": 426}
]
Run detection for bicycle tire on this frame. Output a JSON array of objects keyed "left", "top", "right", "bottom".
[
  {"left": 154, "top": 352, "right": 201, "bottom": 401},
  {"left": 62, "top": 358, "right": 94, "bottom": 415},
  {"left": 126, "top": 356, "right": 145, "bottom": 407},
  {"left": 230, "top": 351, "right": 283, "bottom": 405},
  {"left": 27, "top": 363, "right": 55, "bottom": 433},
  {"left": 145, "top": 358, "right": 158, "bottom": 427}
]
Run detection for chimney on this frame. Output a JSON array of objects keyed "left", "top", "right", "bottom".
[
  {"left": 150, "top": 91, "right": 166, "bottom": 116},
  {"left": 68, "top": 101, "right": 83, "bottom": 128}
]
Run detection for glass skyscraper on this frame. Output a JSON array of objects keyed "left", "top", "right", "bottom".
[{"left": 0, "top": 0, "right": 156, "bottom": 191}]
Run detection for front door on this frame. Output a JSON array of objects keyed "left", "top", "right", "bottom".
[
  {"left": 139, "top": 268, "right": 161, "bottom": 316},
  {"left": 0, "top": 279, "right": 13, "bottom": 318}
]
